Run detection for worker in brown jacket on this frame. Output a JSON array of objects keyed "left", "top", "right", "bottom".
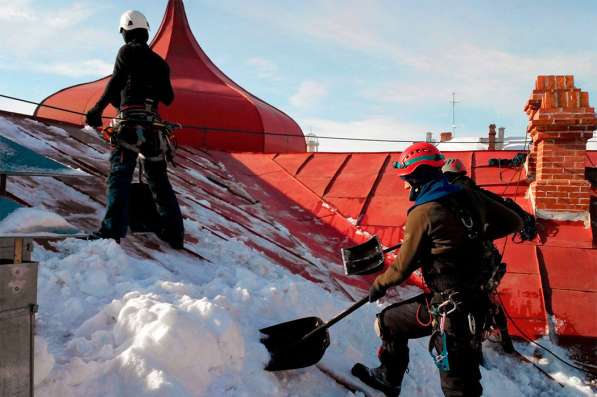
[{"left": 352, "top": 143, "right": 522, "bottom": 397}]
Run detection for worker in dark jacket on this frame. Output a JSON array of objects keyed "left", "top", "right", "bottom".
[
  {"left": 85, "top": 10, "right": 184, "bottom": 249},
  {"left": 352, "top": 143, "right": 522, "bottom": 397}
]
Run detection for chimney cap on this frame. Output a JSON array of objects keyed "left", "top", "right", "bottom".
[{"left": 440, "top": 132, "right": 453, "bottom": 142}]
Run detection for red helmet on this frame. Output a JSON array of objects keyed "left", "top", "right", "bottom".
[
  {"left": 442, "top": 158, "right": 467, "bottom": 175},
  {"left": 394, "top": 142, "right": 445, "bottom": 177}
]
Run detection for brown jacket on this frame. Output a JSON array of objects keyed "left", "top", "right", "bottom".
[{"left": 374, "top": 188, "right": 523, "bottom": 291}]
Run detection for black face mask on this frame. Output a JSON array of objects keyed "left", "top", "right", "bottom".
[
  {"left": 409, "top": 185, "right": 421, "bottom": 202},
  {"left": 121, "top": 28, "right": 149, "bottom": 44},
  {"left": 402, "top": 178, "right": 420, "bottom": 202},
  {"left": 402, "top": 166, "right": 443, "bottom": 202}
]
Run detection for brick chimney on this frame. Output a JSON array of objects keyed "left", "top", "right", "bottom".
[
  {"left": 488, "top": 124, "right": 497, "bottom": 150},
  {"left": 440, "top": 132, "right": 453, "bottom": 142},
  {"left": 524, "top": 75, "right": 597, "bottom": 222},
  {"left": 497, "top": 127, "right": 505, "bottom": 150}
]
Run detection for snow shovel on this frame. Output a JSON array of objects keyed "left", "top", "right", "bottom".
[
  {"left": 260, "top": 296, "right": 369, "bottom": 371},
  {"left": 341, "top": 236, "right": 402, "bottom": 276}
]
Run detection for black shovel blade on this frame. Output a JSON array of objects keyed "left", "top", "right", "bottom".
[
  {"left": 129, "top": 182, "right": 161, "bottom": 233},
  {"left": 260, "top": 316, "right": 330, "bottom": 371},
  {"left": 341, "top": 236, "right": 385, "bottom": 275}
]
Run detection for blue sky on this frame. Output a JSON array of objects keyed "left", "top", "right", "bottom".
[{"left": 1, "top": 0, "right": 596, "bottom": 151}]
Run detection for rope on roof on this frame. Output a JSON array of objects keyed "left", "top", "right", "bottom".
[{"left": 0, "top": 93, "right": 522, "bottom": 145}]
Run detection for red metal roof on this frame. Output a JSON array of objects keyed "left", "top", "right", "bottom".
[
  {"left": 33, "top": 0, "right": 305, "bottom": 153},
  {"left": 228, "top": 151, "right": 597, "bottom": 339},
  {"left": 2, "top": 109, "right": 596, "bottom": 341}
]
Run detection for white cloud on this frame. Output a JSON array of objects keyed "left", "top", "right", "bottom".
[
  {"left": 213, "top": 1, "right": 597, "bottom": 127},
  {"left": 47, "top": 2, "right": 97, "bottom": 29},
  {"left": 0, "top": 1, "right": 113, "bottom": 57},
  {"left": 363, "top": 43, "right": 597, "bottom": 115},
  {"left": 246, "top": 57, "right": 280, "bottom": 80},
  {"left": 34, "top": 59, "right": 113, "bottom": 78},
  {"left": 290, "top": 81, "right": 327, "bottom": 108},
  {"left": 0, "top": 0, "right": 34, "bottom": 21},
  {"left": 299, "top": 116, "right": 425, "bottom": 152},
  {"left": 0, "top": 1, "right": 115, "bottom": 80}
]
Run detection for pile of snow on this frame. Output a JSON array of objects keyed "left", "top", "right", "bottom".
[
  {"left": 31, "top": 234, "right": 594, "bottom": 396},
  {"left": 588, "top": 132, "right": 597, "bottom": 151},
  {"left": 0, "top": 207, "right": 79, "bottom": 235}
]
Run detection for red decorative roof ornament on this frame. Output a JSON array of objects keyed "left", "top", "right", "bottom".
[{"left": 34, "top": 0, "right": 306, "bottom": 153}]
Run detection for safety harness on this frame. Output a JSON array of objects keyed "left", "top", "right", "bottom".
[
  {"left": 428, "top": 291, "right": 459, "bottom": 371},
  {"left": 426, "top": 193, "right": 506, "bottom": 371},
  {"left": 102, "top": 99, "right": 179, "bottom": 165}
]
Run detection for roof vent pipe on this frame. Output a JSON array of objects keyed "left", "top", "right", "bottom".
[{"left": 497, "top": 127, "right": 505, "bottom": 150}]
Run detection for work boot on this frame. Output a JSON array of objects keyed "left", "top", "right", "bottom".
[
  {"left": 86, "top": 231, "right": 120, "bottom": 244},
  {"left": 156, "top": 228, "right": 184, "bottom": 250},
  {"left": 351, "top": 363, "right": 401, "bottom": 397}
]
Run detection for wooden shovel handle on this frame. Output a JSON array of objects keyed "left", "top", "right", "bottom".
[
  {"left": 298, "top": 242, "right": 402, "bottom": 343},
  {"left": 302, "top": 297, "right": 369, "bottom": 341},
  {"left": 382, "top": 242, "right": 402, "bottom": 254}
]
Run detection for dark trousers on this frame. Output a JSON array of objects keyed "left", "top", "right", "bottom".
[
  {"left": 377, "top": 293, "right": 487, "bottom": 397},
  {"left": 100, "top": 145, "right": 183, "bottom": 242}
]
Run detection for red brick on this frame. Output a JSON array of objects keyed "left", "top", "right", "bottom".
[
  {"left": 557, "top": 185, "right": 581, "bottom": 193},
  {"left": 534, "top": 190, "right": 548, "bottom": 198},
  {"left": 535, "top": 198, "right": 557, "bottom": 206},
  {"left": 580, "top": 92, "right": 589, "bottom": 107},
  {"left": 556, "top": 198, "right": 580, "bottom": 205},
  {"left": 569, "top": 192, "right": 591, "bottom": 199}
]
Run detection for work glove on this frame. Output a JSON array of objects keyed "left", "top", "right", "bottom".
[
  {"left": 85, "top": 106, "right": 103, "bottom": 128},
  {"left": 368, "top": 282, "right": 387, "bottom": 302}
]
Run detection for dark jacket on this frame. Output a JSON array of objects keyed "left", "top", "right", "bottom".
[
  {"left": 374, "top": 179, "right": 522, "bottom": 292},
  {"left": 93, "top": 40, "right": 174, "bottom": 112},
  {"left": 448, "top": 174, "right": 508, "bottom": 203}
]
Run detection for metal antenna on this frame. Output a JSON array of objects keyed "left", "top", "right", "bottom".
[{"left": 450, "top": 92, "right": 459, "bottom": 136}]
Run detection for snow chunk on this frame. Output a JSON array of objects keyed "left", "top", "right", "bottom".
[{"left": 0, "top": 207, "right": 79, "bottom": 235}]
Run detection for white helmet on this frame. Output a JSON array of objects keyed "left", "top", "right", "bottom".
[{"left": 119, "top": 10, "right": 149, "bottom": 32}]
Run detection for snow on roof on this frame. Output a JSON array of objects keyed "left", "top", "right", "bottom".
[
  {"left": 0, "top": 206, "right": 79, "bottom": 236},
  {"left": 501, "top": 136, "right": 531, "bottom": 151},
  {"left": 435, "top": 136, "right": 534, "bottom": 151},
  {"left": 588, "top": 132, "right": 597, "bottom": 150},
  {"left": 1, "top": 111, "right": 595, "bottom": 395},
  {"left": 435, "top": 136, "right": 489, "bottom": 151}
]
